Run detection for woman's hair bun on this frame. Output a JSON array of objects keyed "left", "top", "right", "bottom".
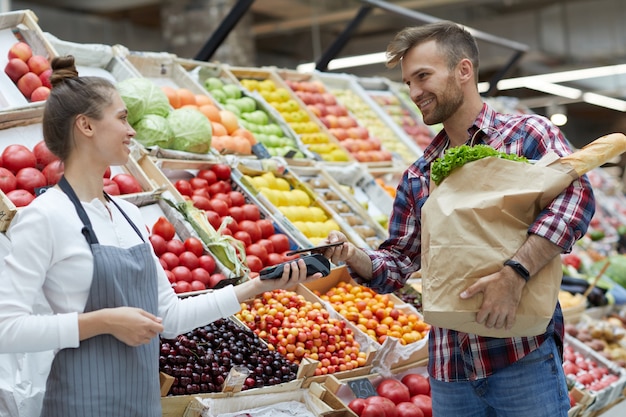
[{"left": 49, "top": 55, "right": 79, "bottom": 88}]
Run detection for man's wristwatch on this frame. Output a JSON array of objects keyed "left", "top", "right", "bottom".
[{"left": 504, "top": 259, "right": 530, "bottom": 282}]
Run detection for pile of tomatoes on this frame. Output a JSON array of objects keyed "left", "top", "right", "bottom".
[
  {"left": 348, "top": 373, "right": 432, "bottom": 417},
  {"left": 149, "top": 216, "right": 227, "bottom": 293}
]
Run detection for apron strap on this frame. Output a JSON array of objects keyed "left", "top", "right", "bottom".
[
  {"left": 58, "top": 176, "right": 99, "bottom": 245},
  {"left": 104, "top": 193, "right": 145, "bottom": 242}
]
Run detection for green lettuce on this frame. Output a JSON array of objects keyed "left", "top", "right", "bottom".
[
  {"left": 167, "top": 108, "right": 213, "bottom": 153},
  {"left": 431, "top": 144, "right": 528, "bottom": 185},
  {"left": 133, "top": 114, "right": 173, "bottom": 148}
]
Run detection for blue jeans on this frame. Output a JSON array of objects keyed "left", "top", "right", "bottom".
[{"left": 430, "top": 336, "right": 570, "bottom": 416}]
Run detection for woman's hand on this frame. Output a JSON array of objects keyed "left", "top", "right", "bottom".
[{"left": 79, "top": 307, "right": 164, "bottom": 346}]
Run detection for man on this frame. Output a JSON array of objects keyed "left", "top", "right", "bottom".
[{"left": 324, "top": 21, "right": 595, "bottom": 416}]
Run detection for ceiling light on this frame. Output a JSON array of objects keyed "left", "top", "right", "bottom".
[
  {"left": 547, "top": 104, "right": 568, "bottom": 126},
  {"left": 582, "top": 92, "right": 626, "bottom": 112}
]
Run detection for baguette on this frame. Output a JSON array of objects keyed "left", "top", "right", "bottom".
[{"left": 559, "top": 133, "right": 626, "bottom": 176}]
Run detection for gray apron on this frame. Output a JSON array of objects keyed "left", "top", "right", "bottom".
[{"left": 40, "top": 177, "right": 160, "bottom": 417}]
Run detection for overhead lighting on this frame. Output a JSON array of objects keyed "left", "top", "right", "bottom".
[
  {"left": 297, "top": 51, "right": 387, "bottom": 73},
  {"left": 582, "top": 92, "right": 626, "bottom": 112},
  {"left": 497, "top": 80, "right": 583, "bottom": 100},
  {"left": 547, "top": 103, "right": 568, "bottom": 126}
]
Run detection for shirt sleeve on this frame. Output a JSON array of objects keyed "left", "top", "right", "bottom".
[{"left": 521, "top": 117, "right": 596, "bottom": 251}]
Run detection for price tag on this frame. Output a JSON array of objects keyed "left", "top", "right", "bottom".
[
  {"left": 221, "top": 365, "right": 250, "bottom": 393},
  {"left": 252, "top": 143, "right": 272, "bottom": 159},
  {"left": 347, "top": 378, "right": 377, "bottom": 399}
]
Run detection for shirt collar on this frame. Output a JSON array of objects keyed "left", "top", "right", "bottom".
[{"left": 422, "top": 102, "right": 502, "bottom": 164}]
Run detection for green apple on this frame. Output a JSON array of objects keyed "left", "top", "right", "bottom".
[
  {"left": 224, "top": 103, "right": 241, "bottom": 117},
  {"left": 210, "top": 89, "right": 227, "bottom": 104},
  {"left": 204, "top": 77, "right": 223, "bottom": 91},
  {"left": 235, "top": 97, "right": 256, "bottom": 113},
  {"left": 222, "top": 84, "right": 242, "bottom": 100},
  {"left": 241, "top": 110, "right": 269, "bottom": 125}
]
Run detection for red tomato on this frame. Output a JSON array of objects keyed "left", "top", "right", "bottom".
[
  {"left": 246, "top": 254, "right": 264, "bottom": 272},
  {"left": 42, "top": 160, "right": 64, "bottom": 185},
  {"left": 377, "top": 379, "right": 411, "bottom": 405},
  {"left": 166, "top": 239, "right": 185, "bottom": 256},
  {"left": 152, "top": 217, "right": 176, "bottom": 240},
  {"left": 198, "top": 255, "right": 216, "bottom": 274},
  {"left": 174, "top": 179, "right": 193, "bottom": 197},
  {"left": 173, "top": 280, "right": 191, "bottom": 294},
  {"left": 220, "top": 227, "right": 232, "bottom": 236},
  {"left": 396, "top": 401, "right": 424, "bottom": 417},
  {"left": 191, "top": 194, "right": 212, "bottom": 211},
  {"left": 257, "top": 238, "right": 274, "bottom": 254},
  {"left": 103, "top": 166, "right": 111, "bottom": 179},
  {"left": 256, "top": 219, "right": 275, "bottom": 239},
  {"left": 32, "top": 140, "right": 58, "bottom": 169},
  {"left": 209, "top": 198, "right": 230, "bottom": 217},
  {"left": 269, "top": 233, "right": 290, "bottom": 253},
  {"left": 239, "top": 220, "right": 261, "bottom": 243},
  {"left": 208, "top": 273, "right": 226, "bottom": 288},
  {"left": 103, "top": 178, "right": 120, "bottom": 195},
  {"left": 367, "top": 396, "right": 398, "bottom": 417},
  {"left": 401, "top": 374, "right": 430, "bottom": 396},
  {"left": 234, "top": 230, "right": 252, "bottom": 247},
  {"left": 190, "top": 280, "right": 206, "bottom": 292},
  {"left": 410, "top": 394, "right": 432, "bottom": 417},
  {"left": 1, "top": 144, "right": 36, "bottom": 174},
  {"left": 15, "top": 167, "right": 46, "bottom": 194},
  {"left": 112, "top": 173, "right": 142, "bottom": 194},
  {"left": 360, "top": 403, "right": 384, "bottom": 417},
  {"left": 212, "top": 192, "right": 232, "bottom": 207},
  {"left": 246, "top": 243, "right": 268, "bottom": 264},
  {"left": 228, "top": 206, "right": 244, "bottom": 222},
  {"left": 5, "top": 189, "right": 35, "bottom": 207},
  {"left": 205, "top": 210, "right": 222, "bottom": 229},
  {"left": 225, "top": 218, "right": 239, "bottom": 234},
  {"left": 191, "top": 267, "right": 211, "bottom": 286},
  {"left": 184, "top": 237, "right": 204, "bottom": 257},
  {"left": 178, "top": 251, "right": 200, "bottom": 270},
  {"left": 160, "top": 252, "right": 179, "bottom": 270},
  {"left": 228, "top": 190, "right": 245, "bottom": 207},
  {"left": 165, "top": 270, "right": 176, "bottom": 284},
  {"left": 208, "top": 180, "right": 230, "bottom": 196},
  {"left": 0, "top": 167, "right": 17, "bottom": 193},
  {"left": 210, "top": 163, "right": 231, "bottom": 180},
  {"left": 241, "top": 203, "right": 260, "bottom": 221},
  {"left": 196, "top": 169, "right": 217, "bottom": 185},
  {"left": 190, "top": 177, "right": 209, "bottom": 190},
  {"left": 348, "top": 398, "right": 367, "bottom": 416},
  {"left": 266, "top": 252, "right": 284, "bottom": 266},
  {"left": 149, "top": 234, "right": 168, "bottom": 256},
  {"left": 159, "top": 258, "right": 169, "bottom": 271},
  {"left": 171, "top": 265, "right": 192, "bottom": 283}
]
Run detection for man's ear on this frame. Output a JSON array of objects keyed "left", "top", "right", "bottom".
[
  {"left": 457, "top": 58, "right": 474, "bottom": 83},
  {"left": 75, "top": 114, "right": 94, "bottom": 137}
]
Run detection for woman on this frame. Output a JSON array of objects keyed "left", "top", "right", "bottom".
[{"left": 0, "top": 55, "right": 322, "bottom": 417}]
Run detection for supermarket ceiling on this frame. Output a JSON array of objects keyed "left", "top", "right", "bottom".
[{"left": 20, "top": 0, "right": 626, "bottom": 141}]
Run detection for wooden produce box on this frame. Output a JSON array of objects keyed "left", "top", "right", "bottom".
[
  {"left": 288, "top": 164, "right": 388, "bottom": 250},
  {"left": 303, "top": 266, "right": 430, "bottom": 372},
  {"left": 232, "top": 158, "right": 365, "bottom": 249},
  {"left": 245, "top": 66, "right": 355, "bottom": 164},
  {"left": 0, "top": 9, "right": 58, "bottom": 127},
  {"left": 356, "top": 76, "right": 433, "bottom": 154},
  {"left": 179, "top": 381, "right": 350, "bottom": 417},
  {"left": 314, "top": 71, "right": 419, "bottom": 168}
]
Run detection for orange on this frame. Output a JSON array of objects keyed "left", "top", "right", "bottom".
[
  {"left": 199, "top": 104, "right": 222, "bottom": 123},
  {"left": 177, "top": 88, "right": 197, "bottom": 106},
  {"left": 195, "top": 94, "right": 214, "bottom": 106},
  {"left": 162, "top": 86, "right": 180, "bottom": 109},
  {"left": 180, "top": 104, "right": 199, "bottom": 111},
  {"left": 219, "top": 109, "right": 239, "bottom": 134},
  {"left": 231, "top": 128, "right": 256, "bottom": 145},
  {"left": 210, "top": 121, "right": 228, "bottom": 137}
]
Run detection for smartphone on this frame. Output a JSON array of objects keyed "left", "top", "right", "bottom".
[{"left": 285, "top": 241, "right": 343, "bottom": 257}]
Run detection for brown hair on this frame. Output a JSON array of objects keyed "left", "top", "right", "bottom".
[
  {"left": 42, "top": 55, "right": 118, "bottom": 161},
  {"left": 386, "top": 21, "right": 479, "bottom": 80}
]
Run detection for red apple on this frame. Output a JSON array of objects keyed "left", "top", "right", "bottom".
[
  {"left": 4, "top": 58, "right": 29, "bottom": 83},
  {"left": 17, "top": 72, "right": 42, "bottom": 100},
  {"left": 27, "top": 55, "right": 50, "bottom": 75},
  {"left": 30, "top": 86, "right": 50, "bottom": 102},
  {"left": 8, "top": 42, "right": 32, "bottom": 62},
  {"left": 39, "top": 68, "right": 52, "bottom": 89}
]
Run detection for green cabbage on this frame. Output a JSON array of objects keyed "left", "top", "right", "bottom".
[
  {"left": 117, "top": 78, "right": 171, "bottom": 125},
  {"left": 167, "top": 108, "right": 212, "bottom": 153},
  {"left": 133, "top": 114, "right": 173, "bottom": 148}
]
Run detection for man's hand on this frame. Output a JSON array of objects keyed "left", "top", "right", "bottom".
[{"left": 460, "top": 268, "right": 526, "bottom": 330}]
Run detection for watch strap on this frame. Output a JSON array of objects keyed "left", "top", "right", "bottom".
[{"left": 504, "top": 259, "right": 530, "bottom": 282}]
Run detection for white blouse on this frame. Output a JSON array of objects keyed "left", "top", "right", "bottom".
[{"left": 0, "top": 187, "right": 241, "bottom": 353}]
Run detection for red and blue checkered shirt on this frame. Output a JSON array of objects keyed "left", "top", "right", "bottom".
[{"left": 350, "top": 102, "right": 595, "bottom": 382}]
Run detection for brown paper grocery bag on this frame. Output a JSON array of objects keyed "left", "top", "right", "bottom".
[{"left": 421, "top": 154, "right": 577, "bottom": 338}]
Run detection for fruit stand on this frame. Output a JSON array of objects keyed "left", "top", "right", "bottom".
[{"left": 2, "top": 9, "right": 626, "bottom": 417}]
